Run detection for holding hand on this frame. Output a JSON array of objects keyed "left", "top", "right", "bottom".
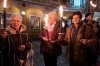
[
  {"left": 0, "top": 29, "right": 7, "bottom": 38},
  {"left": 43, "top": 37, "right": 48, "bottom": 41},
  {"left": 80, "top": 39, "right": 87, "bottom": 44},
  {"left": 58, "top": 34, "right": 64, "bottom": 41},
  {"left": 18, "top": 45, "right": 26, "bottom": 51}
]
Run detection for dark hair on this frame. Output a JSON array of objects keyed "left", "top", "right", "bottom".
[
  {"left": 72, "top": 11, "right": 82, "bottom": 19},
  {"left": 85, "top": 13, "right": 92, "bottom": 18}
]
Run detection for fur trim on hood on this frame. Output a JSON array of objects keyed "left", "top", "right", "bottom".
[{"left": 7, "top": 24, "right": 26, "bottom": 34}]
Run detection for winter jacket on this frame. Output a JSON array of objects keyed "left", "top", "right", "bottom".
[
  {"left": 38, "top": 21, "right": 62, "bottom": 56},
  {"left": 0, "top": 25, "right": 31, "bottom": 66},
  {"left": 63, "top": 22, "right": 98, "bottom": 63}
]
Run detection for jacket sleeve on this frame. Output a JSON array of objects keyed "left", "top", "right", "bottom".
[
  {"left": 86, "top": 26, "right": 98, "bottom": 46},
  {"left": 38, "top": 28, "right": 45, "bottom": 41}
]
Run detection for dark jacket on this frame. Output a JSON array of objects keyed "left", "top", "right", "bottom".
[
  {"left": 0, "top": 25, "right": 31, "bottom": 66},
  {"left": 38, "top": 21, "right": 62, "bottom": 56},
  {"left": 63, "top": 22, "right": 98, "bottom": 63}
]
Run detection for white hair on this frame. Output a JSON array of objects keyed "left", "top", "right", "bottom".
[
  {"left": 48, "top": 12, "right": 57, "bottom": 20},
  {"left": 10, "top": 14, "right": 22, "bottom": 22}
]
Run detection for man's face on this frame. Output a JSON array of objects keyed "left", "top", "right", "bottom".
[
  {"left": 86, "top": 14, "right": 92, "bottom": 20},
  {"left": 10, "top": 16, "right": 22, "bottom": 30},
  {"left": 72, "top": 15, "right": 81, "bottom": 24}
]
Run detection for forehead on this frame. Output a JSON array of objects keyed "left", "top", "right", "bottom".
[
  {"left": 11, "top": 16, "right": 21, "bottom": 20},
  {"left": 73, "top": 15, "right": 80, "bottom": 18},
  {"left": 87, "top": 14, "right": 92, "bottom": 17}
]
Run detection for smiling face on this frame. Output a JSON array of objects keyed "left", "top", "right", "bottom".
[
  {"left": 10, "top": 16, "right": 22, "bottom": 30},
  {"left": 48, "top": 12, "right": 57, "bottom": 25},
  {"left": 72, "top": 14, "right": 81, "bottom": 25}
]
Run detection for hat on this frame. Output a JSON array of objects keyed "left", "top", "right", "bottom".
[{"left": 85, "top": 13, "right": 92, "bottom": 18}]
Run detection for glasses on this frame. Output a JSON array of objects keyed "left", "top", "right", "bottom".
[{"left": 11, "top": 20, "right": 21, "bottom": 22}]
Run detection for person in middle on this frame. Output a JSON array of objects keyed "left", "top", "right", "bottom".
[{"left": 38, "top": 12, "right": 62, "bottom": 66}]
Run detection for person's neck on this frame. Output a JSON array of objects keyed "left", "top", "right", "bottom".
[{"left": 74, "top": 23, "right": 79, "bottom": 28}]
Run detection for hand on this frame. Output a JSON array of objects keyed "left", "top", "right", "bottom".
[
  {"left": 43, "top": 37, "right": 48, "bottom": 41},
  {"left": 0, "top": 29, "right": 7, "bottom": 38},
  {"left": 49, "top": 40, "right": 55, "bottom": 44},
  {"left": 58, "top": 35, "right": 63, "bottom": 41},
  {"left": 43, "top": 26, "right": 48, "bottom": 30},
  {"left": 18, "top": 45, "right": 26, "bottom": 51},
  {"left": 80, "top": 39, "right": 87, "bottom": 44}
]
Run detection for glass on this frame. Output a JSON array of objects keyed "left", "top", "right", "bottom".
[{"left": 11, "top": 20, "right": 21, "bottom": 22}]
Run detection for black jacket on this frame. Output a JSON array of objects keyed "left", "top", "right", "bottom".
[{"left": 0, "top": 25, "right": 31, "bottom": 66}]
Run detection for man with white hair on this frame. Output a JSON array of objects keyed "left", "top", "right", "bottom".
[{"left": 0, "top": 14, "right": 31, "bottom": 66}]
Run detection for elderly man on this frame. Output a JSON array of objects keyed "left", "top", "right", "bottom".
[{"left": 0, "top": 14, "right": 31, "bottom": 66}]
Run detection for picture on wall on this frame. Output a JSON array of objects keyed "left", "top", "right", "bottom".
[{"left": 29, "top": 15, "right": 41, "bottom": 30}]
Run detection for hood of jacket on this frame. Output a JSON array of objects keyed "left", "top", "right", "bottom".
[{"left": 7, "top": 24, "right": 26, "bottom": 34}]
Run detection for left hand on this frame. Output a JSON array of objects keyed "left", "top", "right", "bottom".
[
  {"left": 49, "top": 40, "right": 55, "bottom": 44},
  {"left": 80, "top": 39, "right": 87, "bottom": 44},
  {"left": 18, "top": 45, "right": 26, "bottom": 51}
]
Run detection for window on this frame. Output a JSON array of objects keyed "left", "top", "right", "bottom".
[
  {"left": 80, "top": 0, "right": 85, "bottom": 8},
  {"left": 70, "top": 0, "right": 74, "bottom": 5},
  {"left": 70, "top": 0, "right": 85, "bottom": 8},
  {"left": 29, "top": 15, "right": 41, "bottom": 31},
  {"left": 0, "top": 14, "right": 12, "bottom": 29}
]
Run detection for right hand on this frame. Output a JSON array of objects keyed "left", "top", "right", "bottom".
[
  {"left": 58, "top": 35, "right": 63, "bottom": 41},
  {"left": 18, "top": 45, "right": 26, "bottom": 52},
  {"left": 43, "top": 37, "right": 48, "bottom": 41},
  {"left": 0, "top": 29, "right": 7, "bottom": 38}
]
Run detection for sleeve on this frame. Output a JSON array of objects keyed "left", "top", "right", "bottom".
[
  {"left": 38, "top": 28, "right": 45, "bottom": 41},
  {"left": 86, "top": 26, "right": 98, "bottom": 46}
]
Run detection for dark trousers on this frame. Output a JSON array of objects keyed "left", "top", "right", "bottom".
[
  {"left": 43, "top": 52, "right": 58, "bottom": 66},
  {"left": 69, "top": 61, "right": 88, "bottom": 66},
  {"left": 69, "top": 55, "right": 88, "bottom": 66}
]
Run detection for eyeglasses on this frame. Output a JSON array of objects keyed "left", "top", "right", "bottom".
[{"left": 11, "top": 20, "right": 21, "bottom": 22}]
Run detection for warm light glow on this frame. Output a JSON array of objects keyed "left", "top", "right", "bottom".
[
  {"left": 21, "top": 11, "right": 25, "bottom": 15},
  {"left": 90, "top": 1, "right": 97, "bottom": 8},
  {"left": 3, "top": 0, "right": 7, "bottom": 8},
  {"left": 59, "top": 6, "right": 63, "bottom": 17},
  {"left": 44, "top": 14, "right": 48, "bottom": 26}
]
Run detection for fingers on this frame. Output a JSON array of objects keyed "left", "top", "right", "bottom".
[
  {"left": 80, "top": 39, "right": 87, "bottom": 44},
  {"left": 43, "top": 37, "right": 48, "bottom": 41},
  {"left": 58, "top": 35, "right": 63, "bottom": 41},
  {"left": 0, "top": 29, "right": 7, "bottom": 38},
  {"left": 18, "top": 45, "right": 26, "bottom": 51}
]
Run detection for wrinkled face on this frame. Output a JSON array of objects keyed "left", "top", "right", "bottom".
[
  {"left": 72, "top": 15, "right": 81, "bottom": 24},
  {"left": 10, "top": 16, "right": 22, "bottom": 30},
  {"left": 48, "top": 14, "right": 56, "bottom": 25}
]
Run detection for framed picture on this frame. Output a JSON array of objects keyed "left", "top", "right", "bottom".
[{"left": 29, "top": 15, "right": 41, "bottom": 31}]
